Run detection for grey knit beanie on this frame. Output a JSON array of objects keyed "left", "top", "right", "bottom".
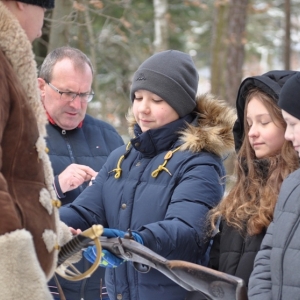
[
  {"left": 279, "top": 72, "right": 300, "bottom": 120},
  {"left": 130, "top": 50, "right": 199, "bottom": 118},
  {"left": 13, "top": 0, "right": 55, "bottom": 9}
]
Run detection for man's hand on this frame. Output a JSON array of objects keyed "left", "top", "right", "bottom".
[{"left": 58, "top": 164, "right": 97, "bottom": 193}]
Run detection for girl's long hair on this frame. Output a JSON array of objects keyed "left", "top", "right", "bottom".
[{"left": 210, "top": 88, "right": 299, "bottom": 236}]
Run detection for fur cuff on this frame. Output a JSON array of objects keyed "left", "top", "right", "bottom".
[{"left": 0, "top": 229, "right": 53, "bottom": 300}]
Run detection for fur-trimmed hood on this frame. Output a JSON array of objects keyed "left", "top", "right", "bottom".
[{"left": 127, "top": 93, "right": 236, "bottom": 157}]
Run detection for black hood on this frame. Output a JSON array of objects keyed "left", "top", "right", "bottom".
[{"left": 233, "top": 70, "right": 297, "bottom": 152}]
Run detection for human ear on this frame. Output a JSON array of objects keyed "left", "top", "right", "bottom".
[{"left": 37, "top": 78, "right": 46, "bottom": 100}]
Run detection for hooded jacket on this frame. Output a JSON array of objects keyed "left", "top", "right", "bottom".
[
  {"left": 59, "top": 94, "right": 236, "bottom": 300},
  {"left": 209, "top": 70, "right": 297, "bottom": 289},
  {"left": 0, "top": 3, "right": 71, "bottom": 300},
  {"left": 233, "top": 70, "right": 297, "bottom": 151}
]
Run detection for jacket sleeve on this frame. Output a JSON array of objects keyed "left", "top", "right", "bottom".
[
  {"left": 0, "top": 55, "right": 23, "bottom": 234},
  {"left": 139, "top": 156, "right": 225, "bottom": 264},
  {"left": 59, "top": 161, "right": 109, "bottom": 230},
  {"left": 248, "top": 221, "right": 273, "bottom": 300}
]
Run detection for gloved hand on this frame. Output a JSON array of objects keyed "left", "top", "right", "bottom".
[
  {"left": 84, "top": 246, "right": 125, "bottom": 268},
  {"left": 103, "top": 228, "right": 144, "bottom": 245},
  {"left": 83, "top": 228, "right": 144, "bottom": 268}
]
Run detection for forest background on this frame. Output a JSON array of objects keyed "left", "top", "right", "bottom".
[{"left": 34, "top": 0, "right": 300, "bottom": 174}]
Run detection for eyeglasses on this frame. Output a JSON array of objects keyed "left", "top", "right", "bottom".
[{"left": 45, "top": 80, "right": 94, "bottom": 103}]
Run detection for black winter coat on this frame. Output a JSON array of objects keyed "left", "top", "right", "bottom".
[
  {"left": 186, "top": 222, "right": 265, "bottom": 300},
  {"left": 209, "top": 221, "right": 265, "bottom": 286},
  {"left": 209, "top": 70, "right": 296, "bottom": 288}
]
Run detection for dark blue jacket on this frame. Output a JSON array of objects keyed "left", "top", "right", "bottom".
[
  {"left": 47, "top": 114, "right": 124, "bottom": 205},
  {"left": 47, "top": 114, "right": 124, "bottom": 300},
  {"left": 60, "top": 96, "right": 235, "bottom": 300}
]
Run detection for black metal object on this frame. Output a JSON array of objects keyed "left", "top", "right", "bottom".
[{"left": 57, "top": 234, "right": 93, "bottom": 266}]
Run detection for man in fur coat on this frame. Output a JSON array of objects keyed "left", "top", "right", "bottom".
[{"left": 0, "top": 1, "right": 72, "bottom": 299}]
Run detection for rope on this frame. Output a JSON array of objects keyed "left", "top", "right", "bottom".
[{"left": 151, "top": 146, "right": 181, "bottom": 178}]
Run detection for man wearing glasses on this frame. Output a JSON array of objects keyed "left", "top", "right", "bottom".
[{"left": 38, "top": 46, "right": 123, "bottom": 300}]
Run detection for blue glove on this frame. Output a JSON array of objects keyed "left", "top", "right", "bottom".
[
  {"left": 84, "top": 246, "right": 124, "bottom": 268},
  {"left": 83, "top": 228, "right": 143, "bottom": 268},
  {"left": 103, "top": 228, "right": 144, "bottom": 245}
]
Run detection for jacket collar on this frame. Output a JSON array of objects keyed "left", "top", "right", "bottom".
[
  {"left": 46, "top": 111, "right": 83, "bottom": 129},
  {"left": 127, "top": 94, "right": 236, "bottom": 158},
  {"left": 131, "top": 114, "right": 194, "bottom": 157}
]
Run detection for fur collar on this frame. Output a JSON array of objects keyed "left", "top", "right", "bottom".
[
  {"left": 0, "top": 2, "right": 47, "bottom": 137},
  {"left": 127, "top": 93, "right": 236, "bottom": 157}
]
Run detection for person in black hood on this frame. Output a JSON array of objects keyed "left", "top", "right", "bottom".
[
  {"left": 249, "top": 71, "right": 300, "bottom": 300},
  {"left": 207, "top": 70, "right": 300, "bottom": 289}
]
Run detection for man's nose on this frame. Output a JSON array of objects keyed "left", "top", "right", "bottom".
[{"left": 69, "top": 95, "right": 82, "bottom": 109}]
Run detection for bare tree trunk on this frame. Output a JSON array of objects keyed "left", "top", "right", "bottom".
[
  {"left": 48, "top": 0, "right": 73, "bottom": 53},
  {"left": 284, "top": 0, "right": 291, "bottom": 69},
  {"left": 210, "top": 0, "right": 229, "bottom": 98},
  {"left": 225, "top": 0, "right": 249, "bottom": 106},
  {"left": 81, "top": 0, "right": 100, "bottom": 100},
  {"left": 153, "top": 0, "right": 169, "bottom": 52}
]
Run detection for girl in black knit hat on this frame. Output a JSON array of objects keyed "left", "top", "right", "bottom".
[{"left": 249, "top": 71, "right": 300, "bottom": 300}]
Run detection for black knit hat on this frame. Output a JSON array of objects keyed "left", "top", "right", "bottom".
[
  {"left": 233, "top": 70, "right": 297, "bottom": 152},
  {"left": 278, "top": 72, "right": 300, "bottom": 120},
  {"left": 16, "top": 0, "right": 54, "bottom": 9},
  {"left": 130, "top": 50, "right": 199, "bottom": 118}
]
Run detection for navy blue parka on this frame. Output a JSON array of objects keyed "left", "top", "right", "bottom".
[
  {"left": 47, "top": 114, "right": 123, "bottom": 300},
  {"left": 48, "top": 114, "right": 124, "bottom": 205},
  {"left": 60, "top": 95, "right": 236, "bottom": 300}
]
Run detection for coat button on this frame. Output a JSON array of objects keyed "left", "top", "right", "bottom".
[
  {"left": 121, "top": 203, "right": 127, "bottom": 209},
  {"left": 117, "top": 294, "right": 122, "bottom": 300},
  {"left": 134, "top": 142, "right": 140, "bottom": 147},
  {"left": 136, "top": 162, "right": 141, "bottom": 166}
]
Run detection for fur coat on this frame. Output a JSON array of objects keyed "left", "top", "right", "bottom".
[{"left": 0, "top": 3, "right": 71, "bottom": 299}]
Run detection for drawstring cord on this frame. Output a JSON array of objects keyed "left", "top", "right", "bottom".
[
  {"left": 110, "top": 142, "right": 181, "bottom": 179},
  {"left": 109, "top": 142, "right": 131, "bottom": 179},
  {"left": 151, "top": 146, "right": 181, "bottom": 178}
]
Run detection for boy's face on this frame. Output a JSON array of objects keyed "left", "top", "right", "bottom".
[
  {"left": 132, "top": 89, "right": 179, "bottom": 132},
  {"left": 282, "top": 110, "right": 300, "bottom": 157}
]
